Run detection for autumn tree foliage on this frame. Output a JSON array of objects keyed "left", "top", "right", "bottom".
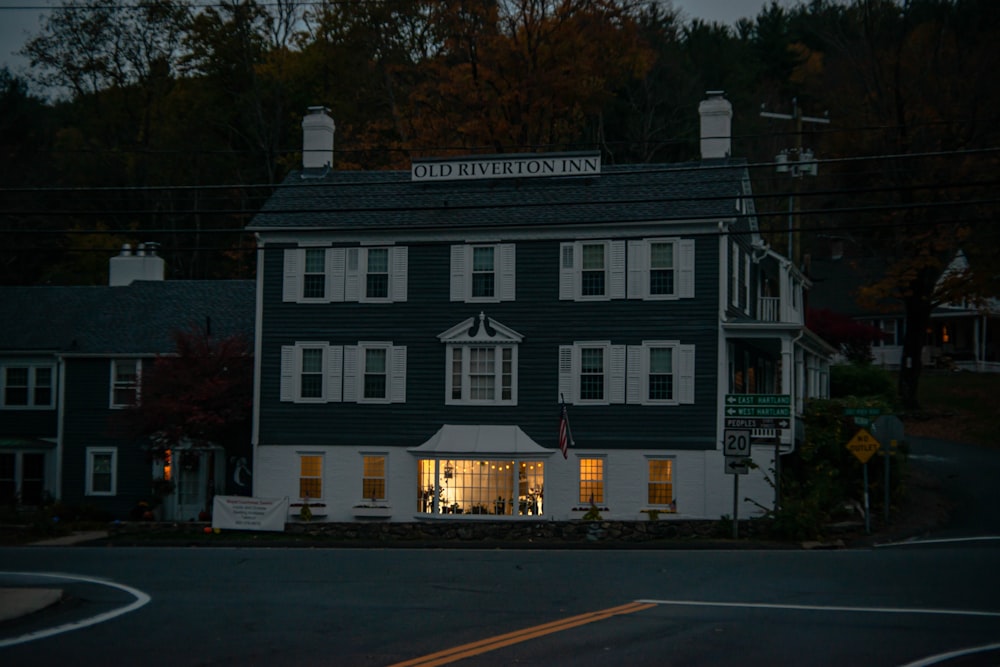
[
  {"left": 117, "top": 327, "right": 253, "bottom": 458},
  {"left": 806, "top": 308, "right": 886, "bottom": 364}
]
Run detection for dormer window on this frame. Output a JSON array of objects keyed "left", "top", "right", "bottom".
[{"left": 439, "top": 313, "right": 522, "bottom": 405}]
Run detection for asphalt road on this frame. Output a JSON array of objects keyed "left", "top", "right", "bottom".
[{"left": 0, "top": 435, "right": 997, "bottom": 666}]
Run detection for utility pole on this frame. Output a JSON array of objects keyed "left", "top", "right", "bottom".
[{"left": 761, "top": 98, "right": 830, "bottom": 266}]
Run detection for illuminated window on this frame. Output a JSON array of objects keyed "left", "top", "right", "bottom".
[
  {"left": 579, "top": 458, "right": 604, "bottom": 504},
  {"left": 417, "top": 459, "right": 543, "bottom": 517},
  {"left": 299, "top": 454, "right": 323, "bottom": 500},
  {"left": 362, "top": 455, "right": 386, "bottom": 500},
  {"left": 647, "top": 459, "right": 674, "bottom": 505}
]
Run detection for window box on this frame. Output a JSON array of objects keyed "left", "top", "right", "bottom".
[
  {"left": 289, "top": 502, "right": 327, "bottom": 521},
  {"left": 352, "top": 504, "right": 392, "bottom": 518}
]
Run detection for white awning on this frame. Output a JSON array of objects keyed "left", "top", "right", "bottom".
[{"left": 408, "top": 424, "right": 554, "bottom": 458}]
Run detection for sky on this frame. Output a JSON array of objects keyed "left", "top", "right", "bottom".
[{"left": 0, "top": 0, "right": 788, "bottom": 82}]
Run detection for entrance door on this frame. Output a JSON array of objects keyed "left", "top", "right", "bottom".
[{"left": 174, "top": 450, "right": 215, "bottom": 521}]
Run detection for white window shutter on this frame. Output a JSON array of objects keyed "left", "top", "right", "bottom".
[
  {"left": 328, "top": 248, "right": 346, "bottom": 302},
  {"left": 559, "top": 243, "right": 575, "bottom": 300},
  {"left": 678, "top": 239, "right": 695, "bottom": 298},
  {"left": 558, "top": 345, "right": 574, "bottom": 402},
  {"left": 609, "top": 345, "right": 626, "bottom": 404},
  {"left": 283, "top": 249, "right": 301, "bottom": 302},
  {"left": 627, "top": 241, "right": 644, "bottom": 299},
  {"left": 626, "top": 345, "right": 642, "bottom": 404},
  {"left": 609, "top": 241, "right": 626, "bottom": 299},
  {"left": 678, "top": 344, "right": 696, "bottom": 404},
  {"left": 345, "top": 248, "right": 360, "bottom": 302},
  {"left": 450, "top": 245, "right": 468, "bottom": 301},
  {"left": 326, "top": 345, "right": 343, "bottom": 402},
  {"left": 343, "top": 345, "right": 359, "bottom": 402},
  {"left": 390, "top": 346, "right": 407, "bottom": 403},
  {"left": 391, "top": 247, "right": 408, "bottom": 302},
  {"left": 498, "top": 243, "right": 516, "bottom": 301},
  {"left": 280, "top": 345, "right": 295, "bottom": 401}
]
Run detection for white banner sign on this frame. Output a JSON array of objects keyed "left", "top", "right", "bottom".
[
  {"left": 212, "top": 495, "right": 289, "bottom": 532},
  {"left": 411, "top": 153, "right": 600, "bottom": 182}
]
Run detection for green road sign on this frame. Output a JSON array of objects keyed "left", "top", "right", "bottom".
[
  {"left": 726, "top": 394, "right": 791, "bottom": 407},
  {"left": 843, "top": 407, "right": 882, "bottom": 417}
]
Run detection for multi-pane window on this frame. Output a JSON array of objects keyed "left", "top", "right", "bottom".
[
  {"left": 447, "top": 346, "right": 515, "bottom": 404},
  {"left": 111, "top": 359, "right": 141, "bottom": 407},
  {"left": 300, "top": 348, "right": 324, "bottom": 399},
  {"left": 649, "top": 241, "right": 675, "bottom": 296},
  {"left": 648, "top": 347, "right": 674, "bottom": 401},
  {"left": 579, "top": 458, "right": 604, "bottom": 504},
  {"left": 86, "top": 448, "right": 116, "bottom": 496},
  {"left": 581, "top": 244, "right": 606, "bottom": 297},
  {"left": 362, "top": 455, "right": 386, "bottom": 500},
  {"left": 363, "top": 348, "right": 388, "bottom": 399},
  {"left": 2, "top": 366, "right": 53, "bottom": 408},
  {"left": 299, "top": 455, "right": 323, "bottom": 500},
  {"left": 471, "top": 246, "right": 495, "bottom": 298},
  {"left": 366, "top": 248, "right": 389, "bottom": 299},
  {"left": 303, "top": 247, "right": 326, "bottom": 299},
  {"left": 417, "top": 458, "right": 544, "bottom": 516},
  {"left": 580, "top": 347, "right": 605, "bottom": 401},
  {"left": 647, "top": 459, "right": 674, "bottom": 505},
  {"left": 451, "top": 244, "right": 515, "bottom": 302}
]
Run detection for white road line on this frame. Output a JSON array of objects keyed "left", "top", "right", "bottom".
[
  {"left": 0, "top": 571, "right": 151, "bottom": 648},
  {"left": 636, "top": 598, "right": 1000, "bottom": 618},
  {"left": 898, "top": 641, "right": 1000, "bottom": 667},
  {"left": 875, "top": 536, "right": 1000, "bottom": 548}
]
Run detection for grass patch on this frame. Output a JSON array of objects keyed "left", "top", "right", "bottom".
[{"left": 904, "top": 371, "right": 1000, "bottom": 447}]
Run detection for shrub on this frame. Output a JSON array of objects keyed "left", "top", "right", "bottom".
[{"left": 831, "top": 363, "right": 896, "bottom": 404}]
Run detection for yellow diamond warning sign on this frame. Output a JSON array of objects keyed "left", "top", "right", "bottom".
[{"left": 847, "top": 428, "right": 879, "bottom": 463}]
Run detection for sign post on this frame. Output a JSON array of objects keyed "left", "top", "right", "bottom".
[
  {"left": 846, "top": 428, "right": 879, "bottom": 533},
  {"left": 726, "top": 394, "right": 791, "bottom": 510}
]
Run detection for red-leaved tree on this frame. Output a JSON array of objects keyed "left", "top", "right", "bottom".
[
  {"left": 806, "top": 308, "right": 886, "bottom": 365},
  {"left": 116, "top": 326, "right": 253, "bottom": 460}
]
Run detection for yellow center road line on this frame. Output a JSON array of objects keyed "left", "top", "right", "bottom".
[{"left": 388, "top": 600, "right": 658, "bottom": 667}]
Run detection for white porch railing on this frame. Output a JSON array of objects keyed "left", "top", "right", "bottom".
[{"left": 758, "top": 296, "right": 780, "bottom": 322}]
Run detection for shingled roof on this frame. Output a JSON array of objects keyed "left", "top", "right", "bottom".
[
  {"left": 248, "top": 158, "right": 751, "bottom": 233},
  {"left": 0, "top": 280, "right": 255, "bottom": 354}
]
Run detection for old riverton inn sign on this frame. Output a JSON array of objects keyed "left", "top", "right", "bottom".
[{"left": 411, "top": 152, "right": 601, "bottom": 182}]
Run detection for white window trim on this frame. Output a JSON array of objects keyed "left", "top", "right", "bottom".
[
  {"left": 297, "top": 452, "right": 325, "bottom": 502},
  {"left": 626, "top": 341, "right": 696, "bottom": 405},
  {"left": 445, "top": 345, "right": 519, "bottom": 405},
  {"left": 1, "top": 363, "right": 55, "bottom": 410},
  {"left": 645, "top": 455, "right": 676, "bottom": 508},
  {"left": 284, "top": 246, "right": 407, "bottom": 304},
  {"left": 344, "top": 343, "right": 406, "bottom": 404},
  {"left": 577, "top": 455, "right": 607, "bottom": 505},
  {"left": 360, "top": 452, "right": 388, "bottom": 502},
  {"left": 346, "top": 246, "right": 408, "bottom": 303},
  {"left": 109, "top": 359, "right": 142, "bottom": 409},
  {"left": 559, "top": 240, "right": 626, "bottom": 301},
  {"left": 450, "top": 243, "right": 516, "bottom": 303},
  {"left": 439, "top": 314, "right": 522, "bottom": 406},
  {"left": 85, "top": 447, "right": 117, "bottom": 496},
  {"left": 279, "top": 343, "right": 344, "bottom": 403},
  {"left": 627, "top": 237, "right": 695, "bottom": 300},
  {"left": 558, "top": 342, "right": 625, "bottom": 405}
]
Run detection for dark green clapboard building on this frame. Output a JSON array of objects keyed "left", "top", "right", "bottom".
[{"left": 246, "top": 93, "right": 834, "bottom": 523}]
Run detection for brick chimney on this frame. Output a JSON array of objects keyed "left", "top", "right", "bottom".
[
  {"left": 302, "top": 106, "right": 335, "bottom": 171},
  {"left": 699, "top": 91, "right": 732, "bottom": 160}
]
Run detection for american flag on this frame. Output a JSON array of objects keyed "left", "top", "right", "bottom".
[{"left": 559, "top": 403, "right": 574, "bottom": 459}]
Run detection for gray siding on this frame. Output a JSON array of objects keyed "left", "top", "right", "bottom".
[{"left": 258, "top": 238, "right": 720, "bottom": 451}]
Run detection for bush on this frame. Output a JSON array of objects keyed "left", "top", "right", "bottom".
[{"left": 831, "top": 363, "right": 896, "bottom": 403}]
